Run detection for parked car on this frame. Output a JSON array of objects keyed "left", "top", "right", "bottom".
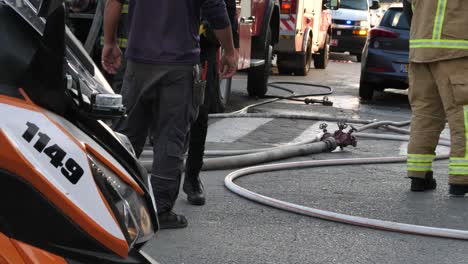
[
  {"left": 330, "top": 0, "right": 381, "bottom": 62},
  {"left": 275, "top": 0, "right": 339, "bottom": 75},
  {"left": 359, "top": 5, "right": 409, "bottom": 100}
]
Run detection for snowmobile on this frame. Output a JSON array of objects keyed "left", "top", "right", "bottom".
[{"left": 0, "top": 0, "right": 159, "bottom": 263}]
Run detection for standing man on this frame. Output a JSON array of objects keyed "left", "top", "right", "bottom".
[
  {"left": 183, "top": 0, "right": 239, "bottom": 206},
  {"left": 102, "top": 0, "right": 238, "bottom": 228},
  {"left": 404, "top": 0, "right": 468, "bottom": 196}
]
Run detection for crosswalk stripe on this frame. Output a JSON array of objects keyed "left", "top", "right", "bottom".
[
  {"left": 206, "top": 118, "right": 273, "bottom": 143},
  {"left": 291, "top": 122, "right": 327, "bottom": 144}
]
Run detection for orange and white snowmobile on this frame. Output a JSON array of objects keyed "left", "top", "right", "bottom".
[{"left": 0, "top": 0, "right": 159, "bottom": 263}]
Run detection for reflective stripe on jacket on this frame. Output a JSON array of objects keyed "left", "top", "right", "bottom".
[{"left": 410, "top": 0, "right": 468, "bottom": 63}]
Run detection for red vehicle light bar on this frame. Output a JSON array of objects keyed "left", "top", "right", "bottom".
[{"left": 280, "top": 0, "right": 296, "bottom": 14}]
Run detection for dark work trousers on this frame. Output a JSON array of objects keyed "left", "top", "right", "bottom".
[
  {"left": 185, "top": 40, "right": 217, "bottom": 180},
  {"left": 108, "top": 56, "right": 127, "bottom": 94},
  {"left": 114, "top": 60, "right": 200, "bottom": 214}
]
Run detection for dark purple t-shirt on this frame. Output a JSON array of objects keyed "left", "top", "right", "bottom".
[{"left": 125, "top": 0, "right": 230, "bottom": 65}]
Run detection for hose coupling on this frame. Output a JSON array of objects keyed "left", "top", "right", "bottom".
[
  {"left": 321, "top": 137, "right": 337, "bottom": 152},
  {"left": 321, "top": 122, "right": 357, "bottom": 150},
  {"left": 304, "top": 96, "right": 333, "bottom": 106}
]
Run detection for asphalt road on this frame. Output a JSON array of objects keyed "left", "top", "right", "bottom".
[{"left": 143, "top": 54, "right": 468, "bottom": 264}]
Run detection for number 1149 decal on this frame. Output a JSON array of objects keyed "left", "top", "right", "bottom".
[{"left": 22, "top": 122, "right": 84, "bottom": 184}]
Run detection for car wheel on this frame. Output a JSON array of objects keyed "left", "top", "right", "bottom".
[
  {"left": 247, "top": 28, "right": 272, "bottom": 97},
  {"left": 208, "top": 68, "right": 232, "bottom": 113},
  {"left": 313, "top": 34, "right": 330, "bottom": 69},
  {"left": 294, "top": 37, "right": 312, "bottom": 76},
  {"left": 359, "top": 78, "right": 374, "bottom": 100}
]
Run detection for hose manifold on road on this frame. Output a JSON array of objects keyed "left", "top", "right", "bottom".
[{"left": 139, "top": 112, "right": 468, "bottom": 240}]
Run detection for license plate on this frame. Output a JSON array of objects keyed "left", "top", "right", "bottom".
[
  {"left": 331, "top": 39, "right": 339, "bottom": 46},
  {"left": 337, "top": 30, "right": 342, "bottom": 36},
  {"left": 400, "top": 64, "right": 409, "bottom": 73}
]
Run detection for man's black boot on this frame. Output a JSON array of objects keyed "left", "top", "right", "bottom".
[
  {"left": 158, "top": 211, "right": 188, "bottom": 229},
  {"left": 183, "top": 176, "right": 206, "bottom": 206},
  {"left": 449, "top": 184, "right": 468, "bottom": 197},
  {"left": 410, "top": 171, "right": 437, "bottom": 192}
]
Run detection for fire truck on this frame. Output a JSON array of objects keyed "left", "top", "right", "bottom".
[
  {"left": 275, "top": 0, "right": 339, "bottom": 75},
  {"left": 67, "top": 0, "right": 281, "bottom": 112}
]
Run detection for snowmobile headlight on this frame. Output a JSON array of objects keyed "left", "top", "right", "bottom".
[{"left": 88, "top": 154, "right": 154, "bottom": 248}]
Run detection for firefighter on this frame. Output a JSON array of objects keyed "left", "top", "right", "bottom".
[
  {"left": 404, "top": 0, "right": 468, "bottom": 196},
  {"left": 183, "top": 0, "right": 239, "bottom": 205}
]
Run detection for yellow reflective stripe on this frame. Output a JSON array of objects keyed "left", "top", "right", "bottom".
[
  {"left": 118, "top": 38, "right": 128, "bottom": 48},
  {"left": 406, "top": 160, "right": 432, "bottom": 165},
  {"left": 100, "top": 37, "right": 127, "bottom": 48},
  {"left": 407, "top": 154, "right": 436, "bottom": 158},
  {"left": 410, "top": 39, "right": 468, "bottom": 49},
  {"left": 449, "top": 168, "right": 468, "bottom": 175},
  {"left": 122, "top": 4, "right": 128, "bottom": 14},
  {"left": 465, "top": 106, "right": 468, "bottom": 159},
  {"left": 451, "top": 157, "right": 468, "bottom": 161},
  {"left": 408, "top": 164, "right": 432, "bottom": 170},
  {"left": 408, "top": 161, "right": 433, "bottom": 164},
  {"left": 432, "top": 0, "right": 447, "bottom": 40},
  {"left": 449, "top": 160, "right": 468, "bottom": 166},
  {"left": 408, "top": 168, "right": 432, "bottom": 172}
]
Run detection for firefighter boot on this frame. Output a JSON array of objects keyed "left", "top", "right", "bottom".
[
  {"left": 183, "top": 176, "right": 206, "bottom": 206},
  {"left": 449, "top": 184, "right": 468, "bottom": 197},
  {"left": 410, "top": 171, "right": 437, "bottom": 192},
  {"left": 158, "top": 211, "right": 188, "bottom": 229}
]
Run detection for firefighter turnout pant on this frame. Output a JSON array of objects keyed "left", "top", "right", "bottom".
[{"left": 407, "top": 57, "right": 468, "bottom": 184}]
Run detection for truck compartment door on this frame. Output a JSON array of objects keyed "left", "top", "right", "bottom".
[{"left": 237, "top": 0, "right": 253, "bottom": 70}]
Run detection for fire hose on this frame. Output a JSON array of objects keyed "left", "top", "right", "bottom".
[{"left": 139, "top": 82, "right": 467, "bottom": 240}]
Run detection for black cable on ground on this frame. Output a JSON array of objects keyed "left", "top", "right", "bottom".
[{"left": 231, "top": 81, "right": 334, "bottom": 114}]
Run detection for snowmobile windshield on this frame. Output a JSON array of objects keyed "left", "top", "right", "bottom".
[
  {"left": 5, "top": 0, "right": 115, "bottom": 96},
  {"left": 4, "top": 0, "right": 46, "bottom": 34}
]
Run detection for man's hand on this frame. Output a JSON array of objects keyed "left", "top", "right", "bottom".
[
  {"left": 101, "top": 44, "right": 122, "bottom": 74},
  {"left": 220, "top": 49, "right": 238, "bottom": 79},
  {"left": 103, "top": 0, "right": 123, "bottom": 74},
  {"left": 213, "top": 26, "right": 237, "bottom": 78}
]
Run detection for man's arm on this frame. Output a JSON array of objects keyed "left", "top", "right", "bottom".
[
  {"left": 225, "top": 0, "right": 239, "bottom": 48},
  {"left": 213, "top": 28, "right": 238, "bottom": 78},
  {"left": 202, "top": 0, "right": 238, "bottom": 78},
  {"left": 102, "top": 0, "right": 123, "bottom": 74}
]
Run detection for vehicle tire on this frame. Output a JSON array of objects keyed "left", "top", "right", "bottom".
[
  {"left": 209, "top": 71, "right": 232, "bottom": 113},
  {"left": 313, "top": 34, "right": 330, "bottom": 69},
  {"left": 293, "top": 36, "right": 312, "bottom": 76},
  {"left": 359, "top": 78, "right": 374, "bottom": 100},
  {"left": 247, "top": 28, "right": 272, "bottom": 98},
  {"left": 277, "top": 65, "right": 292, "bottom": 75}
]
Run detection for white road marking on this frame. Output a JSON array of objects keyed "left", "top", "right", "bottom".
[
  {"left": 291, "top": 122, "right": 327, "bottom": 144},
  {"left": 206, "top": 118, "right": 273, "bottom": 143}
]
